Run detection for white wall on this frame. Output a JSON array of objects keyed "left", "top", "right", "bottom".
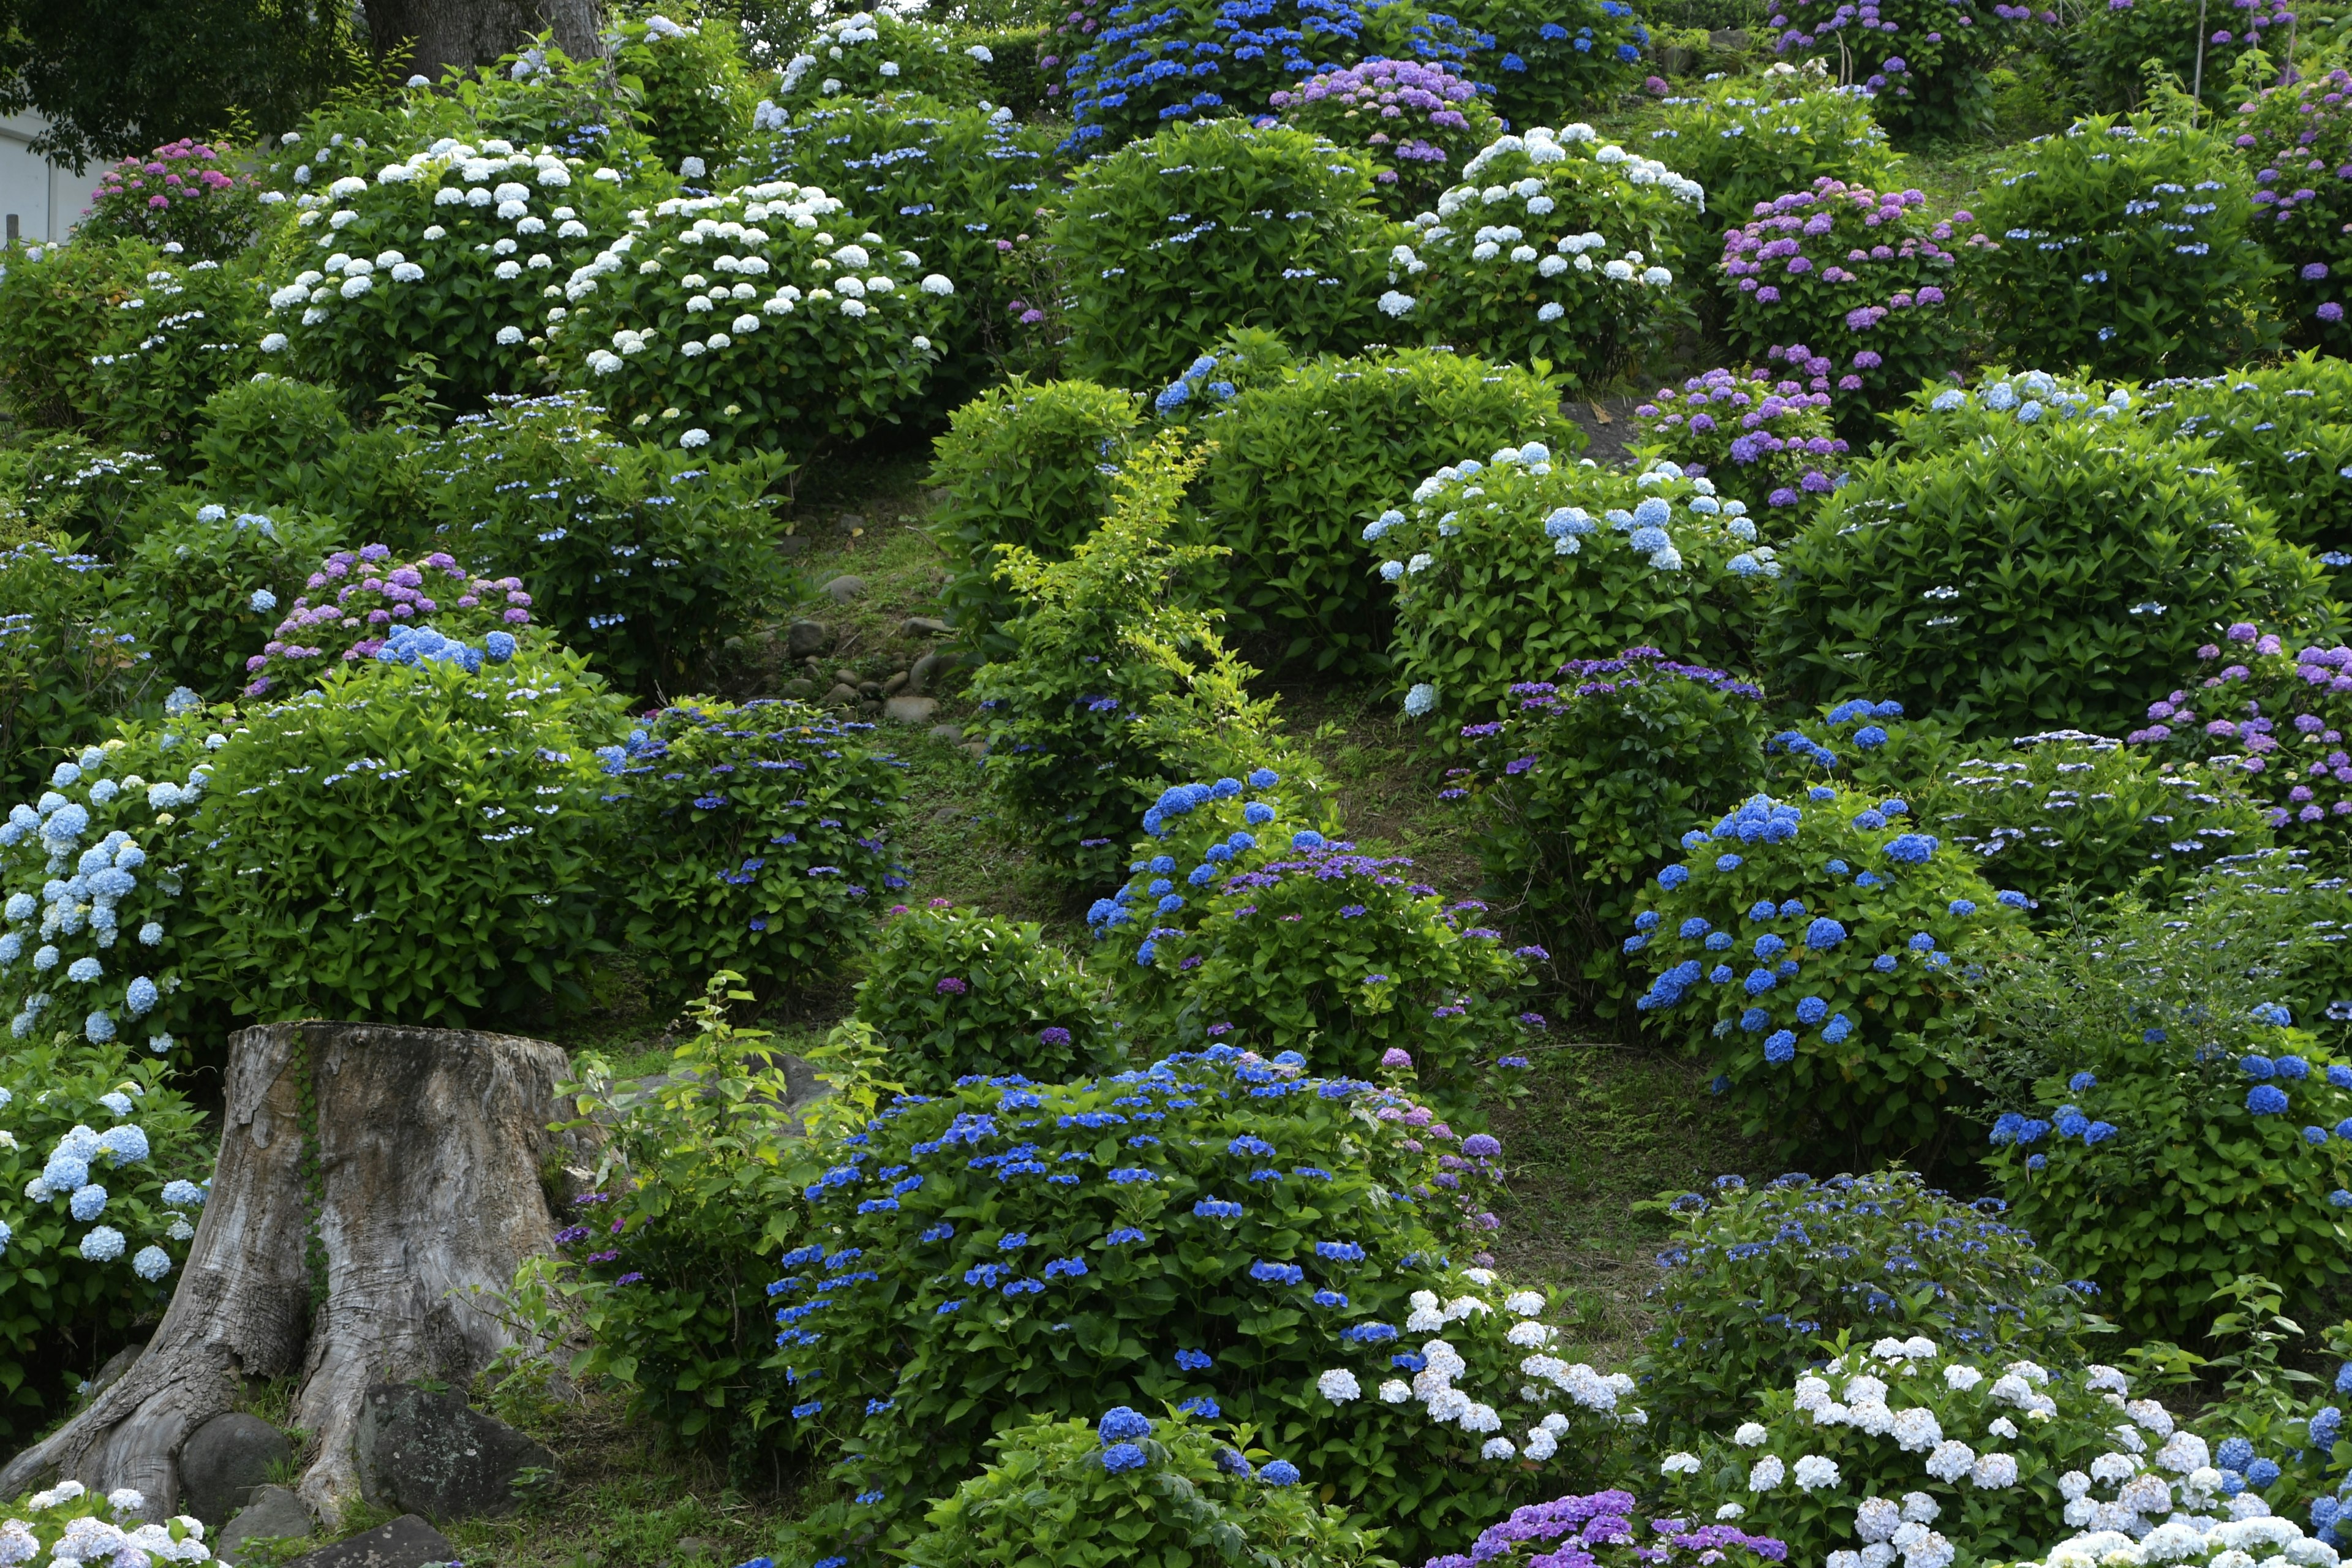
[{"left": 0, "top": 112, "right": 109, "bottom": 242}]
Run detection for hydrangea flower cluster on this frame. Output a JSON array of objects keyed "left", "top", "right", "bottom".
[
  {"left": 1628, "top": 785, "right": 2026, "bottom": 1154},
  {"left": 1632, "top": 368, "right": 1849, "bottom": 514},
  {"left": 1463, "top": 0, "right": 1649, "bottom": 127},
  {"left": 81, "top": 138, "right": 264, "bottom": 259},
  {"left": 773, "top": 10, "right": 986, "bottom": 107},
  {"left": 0, "top": 1483, "right": 210, "bottom": 1568},
  {"left": 1385, "top": 125, "right": 1703, "bottom": 385},
  {"left": 1643, "top": 71, "right": 1895, "bottom": 224},
  {"left": 1268, "top": 59, "right": 1503, "bottom": 212},
  {"left": 1765, "top": 0, "right": 2039, "bottom": 139},
  {"left": 1719, "top": 179, "right": 1983, "bottom": 412},
  {"left": 2020, "top": 1512, "right": 2348, "bottom": 1568},
  {"left": 1422, "top": 1488, "right": 1789, "bottom": 1568},
  {"left": 2232, "top": 68, "right": 2352, "bottom": 350},
  {"left": 244, "top": 546, "right": 533, "bottom": 697}
]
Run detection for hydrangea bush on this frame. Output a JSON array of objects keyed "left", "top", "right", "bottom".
[
  {"left": 554, "top": 180, "right": 952, "bottom": 459},
  {"left": 1973, "top": 116, "right": 2278, "bottom": 379},
  {"left": 0, "top": 1478, "right": 214, "bottom": 1559},
  {"left": 2141, "top": 358, "right": 2352, "bottom": 560},
  {"left": 120, "top": 503, "right": 345, "bottom": 700},
  {"left": 597, "top": 698, "right": 903, "bottom": 1015},
  {"left": 1766, "top": 417, "right": 2337, "bottom": 739},
  {"left": 78, "top": 251, "right": 266, "bottom": 467},
  {"left": 2233, "top": 66, "right": 2352, "bottom": 349},
  {"left": 79, "top": 139, "right": 266, "bottom": 260},
  {"left": 1423, "top": 1491, "right": 1788, "bottom": 1568},
  {"left": 2072, "top": 0, "right": 2291, "bottom": 113},
  {"left": 1765, "top": 0, "right": 2041, "bottom": 138},
  {"left": 1384, "top": 126, "right": 1705, "bottom": 390},
  {"left": 1718, "top": 180, "right": 1984, "bottom": 415},
  {"left": 1377, "top": 449, "right": 1776, "bottom": 741},
  {"left": 1269, "top": 60, "right": 1504, "bottom": 214},
  {"left": 0, "top": 541, "right": 156, "bottom": 810},
  {"left": 1635, "top": 1171, "right": 2087, "bottom": 1441},
  {"left": 1088, "top": 771, "right": 1539, "bottom": 1090},
  {"left": 611, "top": 11, "right": 758, "bottom": 179},
  {"left": 1631, "top": 368, "right": 1849, "bottom": 516},
  {"left": 1626, "top": 785, "right": 2028, "bottom": 1159},
  {"left": 242, "top": 545, "right": 532, "bottom": 698},
  {"left": 1449, "top": 0, "right": 1650, "bottom": 126},
  {"left": 1643, "top": 73, "right": 1898, "bottom": 230},
  {"left": 854, "top": 900, "right": 1118, "bottom": 1092},
  {"left": 1053, "top": 120, "right": 1393, "bottom": 386},
  {"left": 772, "top": 10, "right": 987, "bottom": 108}
]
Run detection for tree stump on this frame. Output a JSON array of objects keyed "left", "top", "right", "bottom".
[{"left": 0, "top": 1022, "right": 594, "bottom": 1528}]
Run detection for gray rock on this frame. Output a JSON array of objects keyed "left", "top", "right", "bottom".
[
  {"left": 881, "top": 671, "right": 910, "bottom": 697},
  {"left": 927, "top": 724, "right": 964, "bottom": 745},
  {"left": 821, "top": 575, "right": 867, "bottom": 603},
  {"left": 900, "top": 616, "right": 952, "bottom": 638},
  {"left": 1708, "top": 26, "right": 1751, "bottom": 47},
  {"left": 782, "top": 677, "right": 815, "bottom": 699},
  {"left": 181, "top": 1411, "right": 293, "bottom": 1527},
  {"left": 962, "top": 739, "right": 989, "bottom": 759},
  {"left": 785, "top": 619, "right": 834, "bottom": 658},
  {"left": 834, "top": 513, "right": 867, "bottom": 535},
  {"left": 776, "top": 533, "right": 810, "bottom": 558},
  {"left": 214, "top": 1485, "right": 317, "bottom": 1564},
  {"left": 834, "top": 668, "right": 862, "bottom": 689},
  {"left": 883, "top": 695, "right": 940, "bottom": 726},
  {"left": 908, "top": 650, "right": 963, "bottom": 697},
  {"left": 823, "top": 684, "right": 861, "bottom": 707},
  {"left": 280, "top": 1515, "right": 456, "bottom": 1568},
  {"left": 354, "top": 1382, "right": 555, "bottom": 1522}
]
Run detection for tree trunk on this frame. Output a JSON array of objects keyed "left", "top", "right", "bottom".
[
  {"left": 0, "top": 1022, "right": 594, "bottom": 1529},
  {"left": 364, "top": 0, "right": 608, "bottom": 81}
]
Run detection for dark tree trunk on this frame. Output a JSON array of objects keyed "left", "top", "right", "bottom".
[
  {"left": 364, "top": 0, "right": 608, "bottom": 81},
  {"left": 0, "top": 1022, "right": 595, "bottom": 1528}
]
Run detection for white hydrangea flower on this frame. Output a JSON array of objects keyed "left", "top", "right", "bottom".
[
  {"left": 1748, "top": 1455, "right": 1785, "bottom": 1491},
  {"left": 1924, "top": 1441, "right": 1975, "bottom": 1483},
  {"left": 1795, "top": 1455, "right": 1841, "bottom": 1491},
  {"left": 1317, "top": 1369, "right": 1360, "bottom": 1403},
  {"left": 1735, "top": 1422, "right": 1769, "bottom": 1447},
  {"left": 1662, "top": 1452, "right": 1702, "bottom": 1475},
  {"left": 1379, "top": 1379, "right": 1411, "bottom": 1403},
  {"left": 1944, "top": 1365, "right": 1985, "bottom": 1392}
]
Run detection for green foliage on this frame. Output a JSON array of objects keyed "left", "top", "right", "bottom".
[
  {"left": 2144, "top": 356, "right": 2352, "bottom": 559},
  {"left": 80, "top": 138, "right": 268, "bottom": 261},
  {"left": 1446, "top": 0, "right": 1649, "bottom": 124},
  {"left": 2071, "top": 0, "right": 2286, "bottom": 113},
  {"left": 2234, "top": 65, "right": 2352, "bottom": 351},
  {"left": 1448, "top": 649, "right": 1769, "bottom": 1001},
  {"left": 1376, "top": 452, "right": 1774, "bottom": 743},
  {"left": 1630, "top": 366, "right": 1850, "bottom": 518},
  {"left": 80, "top": 252, "right": 267, "bottom": 472},
  {"left": 552, "top": 179, "right": 951, "bottom": 461},
  {"left": 0, "top": 1037, "right": 211, "bottom": 1437},
  {"left": 0, "top": 543, "right": 157, "bottom": 811},
  {"left": 1090, "top": 772, "right": 1539, "bottom": 1092},
  {"left": 420, "top": 394, "right": 795, "bottom": 701},
  {"left": 1385, "top": 127, "right": 1703, "bottom": 392},
  {"left": 0, "top": 712, "right": 227, "bottom": 1062},
  {"left": 612, "top": 10, "right": 758, "bottom": 179},
  {"left": 769, "top": 10, "right": 989, "bottom": 107},
  {"left": 969, "top": 438, "right": 1295, "bottom": 889},
  {"left": 854, "top": 901, "right": 1119, "bottom": 1093},
  {"left": 1765, "top": 417, "right": 2339, "bottom": 741},
  {"left": 1973, "top": 116, "right": 2280, "bottom": 380},
  {"left": 0, "top": 238, "right": 142, "bottom": 433},
  {"left": 1187, "top": 346, "right": 1580, "bottom": 674},
  {"left": 929, "top": 375, "right": 1142, "bottom": 650},
  {"left": 958, "top": 28, "right": 1055, "bottom": 116},
  {"left": 771, "top": 1049, "right": 1634, "bottom": 1562},
  {"left": 909, "top": 1408, "right": 1394, "bottom": 1568},
  {"left": 1763, "top": 0, "right": 2041, "bottom": 138},
  {"left": 186, "top": 375, "right": 434, "bottom": 552},
  {"left": 1642, "top": 72, "right": 1896, "bottom": 228},
  {"left": 197, "top": 641, "right": 626, "bottom": 1028},
  {"left": 1717, "top": 181, "right": 1981, "bottom": 418},
  {"left": 597, "top": 698, "right": 905, "bottom": 1017},
  {"left": 1627, "top": 784, "right": 2029, "bottom": 1163},
  {"left": 118, "top": 502, "right": 344, "bottom": 701},
  {"left": 0, "top": 441, "right": 167, "bottom": 561},
  {"left": 1634, "top": 1170, "right": 2087, "bottom": 1441},
  {"left": 1267, "top": 61, "right": 1504, "bottom": 216},
  {"left": 1055, "top": 121, "right": 1395, "bottom": 386}
]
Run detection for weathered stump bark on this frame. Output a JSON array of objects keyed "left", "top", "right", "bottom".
[{"left": 0, "top": 1022, "right": 592, "bottom": 1528}]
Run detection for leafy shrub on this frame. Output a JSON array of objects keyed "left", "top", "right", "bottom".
[
  {"left": 81, "top": 252, "right": 266, "bottom": 467},
  {"left": 752, "top": 93, "right": 1057, "bottom": 380},
  {"left": 199, "top": 637, "right": 624, "bottom": 1026},
  {"left": 2073, "top": 0, "right": 2288, "bottom": 113},
  {"left": 2142, "top": 358, "right": 2352, "bottom": 560},
  {"left": 1448, "top": 0, "right": 1649, "bottom": 126},
  {"left": 1088, "top": 770, "right": 1540, "bottom": 1091},
  {"left": 1270, "top": 60, "right": 1506, "bottom": 215},
  {"left": 0, "top": 1045, "right": 210, "bottom": 1434},
  {"left": 1654, "top": 1342, "right": 2209, "bottom": 1568},
  {"left": 1764, "top": 0, "right": 2040, "bottom": 138},
  {"left": 79, "top": 138, "right": 267, "bottom": 260},
  {"left": 930, "top": 375, "right": 1141, "bottom": 649},
  {"left": 855, "top": 901, "right": 1118, "bottom": 1092},
  {"left": 1385, "top": 126, "right": 1704, "bottom": 390},
  {"left": 959, "top": 28, "right": 1055, "bottom": 116},
  {"left": 0, "top": 711, "right": 229, "bottom": 1063},
  {"left": 1047, "top": 0, "right": 1476, "bottom": 151},
  {"left": 1973, "top": 116, "right": 2278, "bottom": 380},
  {"left": 1765, "top": 418, "right": 2337, "bottom": 739},
  {"left": 1626, "top": 785, "right": 2027, "bottom": 1160},
  {"left": 0, "top": 441, "right": 169, "bottom": 561},
  {"left": 119, "top": 503, "right": 345, "bottom": 701},
  {"left": 970, "top": 439, "right": 1294, "bottom": 889},
  {"left": 1376, "top": 450, "right": 1774, "bottom": 741},
  {"left": 260, "top": 135, "right": 631, "bottom": 413},
  {"left": 1642, "top": 73, "right": 1896, "bottom": 228},
  {"left": 1447, "top": 649, "right": 1767, "bottom": 996},
  {"left": 0, "top": 546, "right": 157, "bottom": 810},
  {"left": 1631, "top": 368, "right": 1850, "bottom": 516},
  {"left": 772, "top": 10, "right": 988, "bottom": 107},
  {"left": 420, "top": 393, "right": 793, "bottom": 699},
  {"left": 597, "top": 698, "right": 904, "bottom": 1015},
  {"left": 1054, "top": 121, "right": 1393, "bottom": 386},
  {"left": 769, "top": 1047, "right": 1639, "bottom": 1561},
  {"left": 243, "top": 545, "right": 535, "bottom": 698},
  {"left": 183, "top": 375, "right": 434, "bottom": 550},
  {"left": 0, "top": 239, "right": 147, "bottom": 434},
  {"left": 555, "top": 180, "right": 952, "bottom": 460},
  {"left": 612, "top": 11, "right": 758, "bottom": 179},
  {"left": 910, "top": 1406, "right": 1391, "bottom": 1567},
  {"left": 1718, "top": 180, "right": 1984, "bottom": 414},
  {"left": 2233, "top": 66, "right": 2352, "bottom": 350},
  {"left": 1191, "top": 346, "right": 1578, "bottom": 674},
  {"left": 1635, "top": 1170, "right": 2087, "bottom": 1442}
]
